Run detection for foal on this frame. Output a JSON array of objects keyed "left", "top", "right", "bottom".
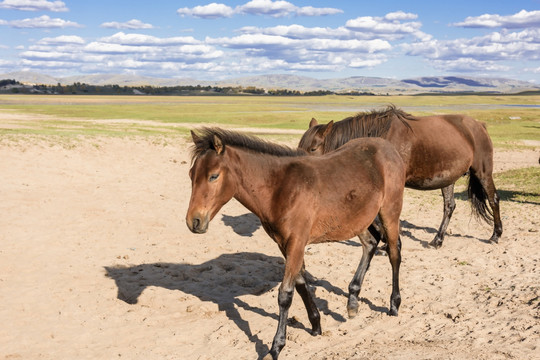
[{"left": 186, "top": 128, "right": 406, "bottom": 359}]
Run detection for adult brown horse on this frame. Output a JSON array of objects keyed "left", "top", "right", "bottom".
[
  {"left": 186, "top": 128, "right": 406, "bottom": 360},
  {"left": 298, "top": 106, "right": 502, "bottom": 248}
]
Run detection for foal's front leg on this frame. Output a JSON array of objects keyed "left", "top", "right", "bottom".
[{"left": 265, "top": 241, "right": 306, "bottom": 360}]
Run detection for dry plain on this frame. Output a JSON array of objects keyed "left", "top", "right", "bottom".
[{"left": 0, "top": 102, "right": 539, "bottom": 359}]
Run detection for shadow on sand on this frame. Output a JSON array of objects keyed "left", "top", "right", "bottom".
[{"left": 105, "top": 251, "right": 348, "bottom": 358}]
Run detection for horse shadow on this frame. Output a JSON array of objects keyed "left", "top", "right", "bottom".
[
  {"left": 400, "top": 218, "right": 488, "bottom": 247},
  {"left": 222, "top": 213, "right": 261, "bottom": 237},
  {"left": 455, "top": 188, "right": 540, "bottom": 206},
  {"left": 105, "top": 251, "right": 346, "bottom": 358}
]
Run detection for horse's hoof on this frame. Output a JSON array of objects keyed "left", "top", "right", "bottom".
[
  {"left": 489, "top": 235, "right": 499, "bottom": 244},
  {"left": 428, "top": 240, "right": 442, "bottom": 249},
  {"left": 312, "top": 326, "right": 322, "bottom": 336},
  {"left": 347, "top": 307, "right": 358, "bottom": 319},
  {"left": 388, "top": 308, "right": 398, "bottom": 316}
]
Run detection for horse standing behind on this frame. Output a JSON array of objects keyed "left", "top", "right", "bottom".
[
  {"left": 298, "top": 106, "right": 502, "bottom": 248},
  {"left": 186, "top": 128, "right": 406, "bottom": 360}
]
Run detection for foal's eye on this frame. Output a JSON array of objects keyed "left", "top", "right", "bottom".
[
  {"left": 310, "top": 148, "right": 317, "bottom": 152},
  {"left": 209, "top": 174, "right": 219, "bottom": 182}
]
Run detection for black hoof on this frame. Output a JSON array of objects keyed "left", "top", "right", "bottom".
[{"left": 428, "top": 239, "right": 443, "bottom": 249}]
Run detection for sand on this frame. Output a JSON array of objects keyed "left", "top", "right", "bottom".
[{"left": 0, "top": 134, "right": 539, "bottom": 360}]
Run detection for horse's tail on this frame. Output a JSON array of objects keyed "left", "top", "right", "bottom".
[{"left": 467, "top": 171, "right": 493, "bottom": 224}]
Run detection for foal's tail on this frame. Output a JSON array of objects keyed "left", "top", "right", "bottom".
[{"left": 467, "top": 171, "right": 494, "bottom": 225}]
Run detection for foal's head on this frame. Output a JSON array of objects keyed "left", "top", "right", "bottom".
[
  {"left": 186, "top": 128, "right": 305, "bottom": 234},
  {"left": 186, "top": 130, "right": 235, "bottom": 234}
]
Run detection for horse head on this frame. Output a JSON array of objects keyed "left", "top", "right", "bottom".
[
  {"left": 186, "top": 131, "right": 235, "bottom": 234},
  {"left": 298, "top": 118, "right": 334, "bottom": 155}
]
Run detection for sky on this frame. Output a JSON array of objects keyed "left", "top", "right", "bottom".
[{"left": 1, "top": 0, "right": 540, "bottom": 83}]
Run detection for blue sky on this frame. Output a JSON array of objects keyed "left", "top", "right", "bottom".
[{"left": 1, "top": 0, "right": 539, "bottom": 82}]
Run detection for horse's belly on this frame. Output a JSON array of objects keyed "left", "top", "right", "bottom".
[{"left": 406, "top": 170, "right": 464, "bottom": 190}]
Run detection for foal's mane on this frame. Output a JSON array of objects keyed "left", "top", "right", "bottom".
[
  {"left": 319, "top": 105, "right": 415, "bottom": 152},
  {"left": 191, "top": 127, "right": 306, "bottom": 161}
]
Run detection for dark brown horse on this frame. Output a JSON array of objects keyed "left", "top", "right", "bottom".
[
  {"left": 298, "top": 106, "right": 502, "bottom": 248},
  {"left": 186, "top": 128, "right": 406, "bottom": 360}
]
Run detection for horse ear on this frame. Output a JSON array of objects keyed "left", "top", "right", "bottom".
[
  {"left": 309, "top": 118, "right": 318, "bottom": 128},
  {"left": 191, "top": 130, "right": 200, "bottom": 143},
  {"left": 323, "top": 120, "right": 334, "bottom": 137},
  {"left": 213, "top": 134, "right": 224, "bottom": 155}
]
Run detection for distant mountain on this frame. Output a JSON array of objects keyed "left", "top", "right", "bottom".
[{"left": 0, "top": 71, "right": 538, "bottom": 94}]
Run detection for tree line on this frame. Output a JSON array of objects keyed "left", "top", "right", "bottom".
[{"left": 0, "top": 79, "right": 375, "bottom": 96}]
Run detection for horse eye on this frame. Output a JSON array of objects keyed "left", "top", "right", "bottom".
[
  {"left": 209, "top": 174, "right": 219, "bottom": 182},
  {"left": 310, "top": 148, "right": 317, "bottom": 152}
]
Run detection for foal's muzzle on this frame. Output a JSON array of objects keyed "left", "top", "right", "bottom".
[{"left": 186, "top": 214, "right": 209, "bottom": 234}]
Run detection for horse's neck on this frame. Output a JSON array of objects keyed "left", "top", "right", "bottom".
[{"left": 227, "top": 147, "right": 284, "bottom": 220}]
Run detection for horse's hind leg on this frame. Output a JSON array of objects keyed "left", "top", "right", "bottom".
[
  {"left": 295, "top": 264, "right": 321, "bottom": 335},
  {"left": 347, "top": 224, "right": 380, "bottom": 318},
  {"left": 483, "top": 176, "right": 503, "bottom": 243},
  {"left": 429, "top": 184, "right": 456, "bottom": 249}
]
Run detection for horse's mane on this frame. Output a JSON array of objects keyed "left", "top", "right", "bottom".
[
  {"left": 191, "top": 127, "right": 306, "bottom": 162},
  {"left": 318, "top": 105, "right": 415, "bottom": 153}
]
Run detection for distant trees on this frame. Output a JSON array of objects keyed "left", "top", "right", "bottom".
[{"left": 0, "top": 79, "right": 377, "bottom": 96}]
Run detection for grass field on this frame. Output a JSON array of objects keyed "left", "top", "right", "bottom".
[
  {"left": 1, "top": 94, "right": 539, "bottom": 202},
  {"left": 0, "top": 94, "right": 539, "bottom": 147}
]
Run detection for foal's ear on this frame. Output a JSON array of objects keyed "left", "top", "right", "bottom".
[
  {"left": 322, "top": 120, "right": 334, "bottom": 137},
  {"left": 191, "top": 130, "right": 200, "bottom": 143},
  {"left": 213, "top": 134, "right": 224, "bottom": 155},
  {"left": 309, "top": 118, "right": 318, "bottom": 128}
]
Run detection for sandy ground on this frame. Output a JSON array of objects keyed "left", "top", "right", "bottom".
[{"left": 1, "top": 134, "right": 539, "bottom": 360}]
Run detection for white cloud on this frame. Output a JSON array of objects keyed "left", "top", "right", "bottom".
[
  {"left": 0, "top": 0, "right": 68, "bottom": 12},
  {"left": 238, "top": 25, "right": 354, "bottom": 40},
  {"left": 17, "top": 32, "right": 225, "bottom": 76},
  {"left": 384, "top": 11, "right": 418, "bottom": 21},
  {"left": 9, "top": 15, "right": 82, "bottom": 28},
  {"left": 404, "top": 28, "right": 540, "bottom": 61},
  {"left": 453, "top": 9, "right": 540, "bottom": 29},
  {"left": 237, "top": 0, "right": 341, "bottom": 17},
  {"left": 431, "top": 58, "right": 510, "bottom": 73},
  {"left": 346, "top": 15, "right": 421, "bottom": 35},
  {"left": 99, "top": 32, "right": 200, "bottom": 46},
  {"left": 349, "top": 58, "right": 387, "bottom": 68},
  {"left": 526, "top": 66, "right": 540, "bottom": 74},
  {"left": 236, "top": 0, "right": 297, "bottom": 17},
  {"left": 101, "top": 19, "right": 154, "bottom": 30},
  {"left": 295, "top": 6, "right": 342, "bottom": 17},
  {"left": 177, "top": 0, "right": 342, "bottom": 19},
  {"left": 36, "top": 35, "right": 85, "bottom": 45},
  {"left": 177, "top": 3, "right": 235, "bottom": 19}
]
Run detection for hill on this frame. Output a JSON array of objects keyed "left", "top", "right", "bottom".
[{"left": 0, "top": 71, "right": 538, "bottom": 94}]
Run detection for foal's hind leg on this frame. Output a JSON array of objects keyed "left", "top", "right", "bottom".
[
  {"left": 347, "top": 224, "right": 380, "bottom": 318},
  {"left": 377, "top": 205, "right": 402, "bottom": 316},
  {"left": 295, "top": 264, "right": 321, "bottom": 335},
  {"left": 429, "top": 184, "right": 456, "bottom": 249}
]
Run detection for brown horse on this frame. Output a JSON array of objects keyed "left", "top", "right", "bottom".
[
  {"left": 298, "top": 106, "right": 502, "bottom": 248},
  {"left": 186, "top": 128, "right": 406, "bottom": 360}
]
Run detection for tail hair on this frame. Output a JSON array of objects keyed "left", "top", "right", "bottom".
[{"left": 467, "top": 172, "right": 493, "bottom": 224}]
